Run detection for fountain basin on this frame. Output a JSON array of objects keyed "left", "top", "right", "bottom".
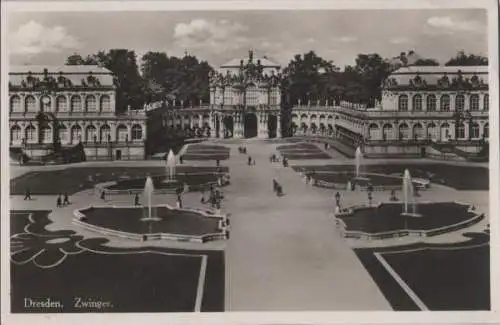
[
  {"left": 335, "top": 202, "right": 484, "bottom": 240},
  {"left": 74, "top": 205, "right": 228, "bottom": 243},
  {"left": 308, "top": 171, "right": 430, "bottom": 191}
]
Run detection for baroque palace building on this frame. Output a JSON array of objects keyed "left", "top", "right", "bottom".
[
  {"left": 291, "top": 65, "right": 489, "bottom": 158},
  {"left": 9, "top": 65, "right": 147, "bottom": 161}
]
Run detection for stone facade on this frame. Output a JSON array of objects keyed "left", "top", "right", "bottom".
[{"left": 9, "top": 65, "right": 147, "bottom": 160}]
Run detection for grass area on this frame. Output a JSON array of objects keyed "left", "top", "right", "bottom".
[
  {"left": 339, "top": 202, "right": 477, "bottom": 233},
  {"left": 11, "top": 166, "right": 228, "bottom": 195},
  {"left": 294, "top": 163, "right": 488, "bottom": 191},
  {"left": 281, "top": 153, "right": 331, "bottom": 160},
  {"left": 81, "top": 206, "right": 221, "bottom": 236},
  {"left": 106, "top": 174, "right": 219, "bottom": 191},
  {"left": 182, "top": 153, "right": 230, "bottom": 161},
  {"left": 354, "top": 232, "right": 490, "bottom": 311},
  {"left": 10, "top": 210, "right": 225, "bottom": 313}
]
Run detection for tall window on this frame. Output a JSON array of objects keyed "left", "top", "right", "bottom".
[
  {"left": 56, "top": 96, "right": 68, "bottom": 112},
  {"left": 399, "top": 123, "right": 409, "bottom": 139},
  {"left": 25, "top": 125, "right": 36, "bottom": 143},
  {"left": 368, "top": 124, "right": 380, "bottom": 140},
  {"left": 471, "top": 123, "right": 480, "bottom": 138},
  {"left": 10, "top": 125, "right": 22, "bottom": 143},
  {"left": 412, "top": 95, "right": 422, "bottom": 111},
  {"left": 246, "top": 86, "right": 259, "bottom": 106},
  {"left": 398, "top": 95, "right": 408, "bottom": 111},
  {"left": 382, "top": 124, "right": 393, "bottom": 140},
  {"left": 116, "top": 125, "right": 128, "bottom": 142},
  {"left": 100, "top": 95, "right": 111, "bottom": 112},
  {"left": 71, "top": 96, "right": 82, "bottom": 112},
  {"left": 100, "top": 125, "right": 111, "bottom": 142},
  {"left": 484, "top": 94, "right": 489, "bottom": 111},
  {"left": 455, "top": 94, "right": 465, "bottom": 112},
  {"left": 132, "top": 124, "right": 143, "bottom": 140},
  {"left": 10, "top": 96, "right": 21, "bottom": 112},
  {"left": 71, "top": 125, "right": 82, "bottom": 144},
  {"left": 426, "top": 95, "right": 436, "bottom": 112},
  {"left": 469, "top": 94, "right": 479, "bottom": 111},
  {"left": 484, "top": 123, "right": 489, "bottom": 138},
  {"left": 413, "top": 123, "right": 424, "bottom": 139},
  {"left": 427, "top": 123, "right": 437, "bottom": 140},
  {"left": 25, "top": 96, "right": 36, "bottom": 112},
  {"left": 457, "top": 122, "right": 465, "bottom": 139},
  {"left": 440, "top": 94, "right": 450, "bottom": 111},
  {"left": 58, "top": 125, "right": 68, "bottom": 143},
  {"left": 41, "top": 126, "right": 52, "bottom": 144},
  {"left": 86, "top": 125, "right": 97, "bottom": 143},
  {"left": 86, "top": 95, "right": 97, "bottom": 112}
]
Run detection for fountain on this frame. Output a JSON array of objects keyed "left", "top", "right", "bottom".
[
  {"left": 165, "top": 150, "right": 176, "bottom": 183},
  {"left": 141, "top": 176, "right": 161, "bottom": 221},
  {"left": 353, "top": 147, "right": 370, "bottom": 182},
  {"left": 401, "top": 169, "right": 421, "bottom": 217}
]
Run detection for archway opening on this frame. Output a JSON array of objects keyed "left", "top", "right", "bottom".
[
  {"left": 223, "top": 116, "right": 234, "bottom": 138},
  {"left": 267, "top": 115, "right": 278, "bottom": 138},
  {"left": 244, "top": 113, "right": 258, "bottom": 138}
]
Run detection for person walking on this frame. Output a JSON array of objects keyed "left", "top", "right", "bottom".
[
  {"left": 100, "top": 190, "right": 106, "bottom": 201},
  {"left": 24, "top": 188, "right": 32, "bottom": 201},
  {"left": 63, "top": 192, "right": 70, "bottom": 206},
  {"left": 248, "top": 156, "right": 252, "bottom": 166},
  {"left": 56, "top": 195, "right": 62, "bottom": 208},
  {"left": 134, "top": 194, "right": 140, "bottom": 206},
  {"left": 335, "top": 191, "right": 341, "bottom": 207}
]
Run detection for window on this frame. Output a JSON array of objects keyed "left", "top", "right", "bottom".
[
  {"left": 10, "top": 125, "right": 22, "bottom": 143},
  {"left": 86, "top": 126, "right": 97, "bottom": 143},
  {"left": 484, "top": 123, "right": 489, "bottom": 138},
  {"left": 10, "top": 96, "right": 21, "bottom": 112},
  {"left": 413, "top": 123, "right": 424, "bottom": 139},
  {"left": 469, "top": 94, "right": 479, "bottom": 111},
  {"left": 25, "top": 96, "right": 36, "bottom": 112},
  {"left": 25, "top": 125, "right": 36, "bottom": 143},
  {"left": 71, "top": 125, "right": 82, "bottom": 144},
  {"left": 484, "top": 94, "right": 489, "bottom": 111},
  {"left": 100, "top": 95, "right": 111, "bottom": 112},
  {"left": 427, "top": 123, "right": 437, "bottom": 140},
  {"left": 86, "top": 95, "right": 97, "bottom": 112},
  {"left": 441, "top": 123, "right": 450, "bottom": 140},
  {"left": 440, "top": 94, "right": 450, "bottom": 111},
  {"left": 426, "top": 95, "right": 436, "bottom": 112},
  {"left": 398, "top": 95, "right": 408, "bottom": 111},
  {"left": 40, "top": 96, "right": 51, "bottom": 112},
  {"left": 412, "top": 95, "right": 422, "bottom": 111},
  {"left": 471, "top": 123, "right": 480, "bottom": 138},
  {"left": 100, "top": 125, "right": 111, "bottom": 142},
  {"left": 41, "top": 126, "right": 52, "bottom": 144},
  {"left": 58, "top": 126, "right": 68, "bottom": 143},
  {"left": 56, "top": 96, "right": 67, "bottom": 112},
  {"left": 246, "top": 86, "right": 259, "bottom": 106},
  {"left": 382, "top": 124, "right": 393, "bottom": 140},
  {"left": 455, "top": 94, "right": 465, "bottom": 112},
  {"left": 131, "top": 125, "right": 143, "bottom": 140},
  {"left": 368, "top": 123, "right": 379, "bottom": 140},
  {"left": 71, "top": 96, "right": 82, "bottom": 112},
  {"left": 457, "top": 122, "right": 465, "bottom": 139},
  {"left": 116, "top": 125, "right": 128, "bottom": 142},
  {"left": 399, "top": 123, "right": 409, "bottom": 139}
]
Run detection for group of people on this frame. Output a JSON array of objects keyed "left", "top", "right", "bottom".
[
  {"left": 56, "top": 193, "right": 71, "bottom": 207},
  {"left": 238, "top": 146, "right": 247, "bottom": 154},
  {"left": 269, "top": 153, "right": 288, "bottom": 168},
  {"left": 200, "top": 185, "right": 223, "bottom": 210},
  {"left": 272, "top": 178, "right": 284, "bottom": 197},
  {"left": 247, "top": 156, "right": 256, "bottom": 166}
]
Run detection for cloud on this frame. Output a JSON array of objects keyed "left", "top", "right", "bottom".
[
  {"left": 390, "top": 37, "right": 411, "bottom": 45},
  {"left": 9, "top": 20, "right": 82, "bottom": 55},
  {"left": 426, "top": 16, "right": 485, "bottom": 33},
  {"left": 173, "top": 19, "right": 250, "bottom": 54}
]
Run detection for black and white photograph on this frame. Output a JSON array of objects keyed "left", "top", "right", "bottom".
[{"left": 1, "top": 0, "right": 498, "bottom": 323}]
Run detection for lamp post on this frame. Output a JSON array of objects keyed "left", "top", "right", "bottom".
[
  {"left": 93, "top": 135, "right": 97, "bottom": 160},
  {"left": 126, "top": 134, "right": 130, "bottom": 160}
]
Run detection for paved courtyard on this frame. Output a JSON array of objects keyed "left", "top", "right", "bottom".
[{"left": 9, "top": 139, "right": 490, "bottom": 312}]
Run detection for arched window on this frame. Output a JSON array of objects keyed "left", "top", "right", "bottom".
[
  {"left": 116, "top": 125, "right": 128, "bottom": 142},
  {"left": 71, "top": 95, "right": 82, "bottom": 112},
  {"left": 413, "top": 123, "right": 424, "bottom": 139},
  {"left": 440, "top": 94, "right": 450, "bottom": 111},
  {"left": 85, "top": 95, "right": 97, "bottom": 112},
  {"left": 100, "top": 125, "right": 111, "bottom": 143},
  {"left": 469, "top": 94, "right": 479, "bottom": 111},
  {"left": 368, "top": 123, "right": 379, "bottom": 140},
  {"left": 25, "top": 125, "right": 36, "bottom": 143},
  {"left": 10, "top": 96, "right": 21, "bottom": 112},
  {"left": 40, "top": 96, "right": 51, "bottom": 112},
  {"left": 399, "top": 123, "right": 409, "bottom": 140},
  {"left": 10, "top": 125, "right": 22, "bottom": 143},
  {"left": 483, "top": 123, "right": 489, "bottom": 138},
  {"left": 100, "top": 95, "right": 111, "bottom": 112},
  {"left": 71, "top": 125, "right": 82, "bottom": 144},
  {"left": 131, "top": 124, "right": 143, "bottom": 140},
  {"left": 457, "top": 122, "right": 465, "bottom": 139},
  {"left": 58, "top": 125, "right": 68, "bottom": 144},
  {"left": 382, "top": 124, "right": 393, "bottom": 140},
  {"left": 483, "top": 94, "right": 489, "bottom": 111},
  {"left": 25, "top": 96, "right": 36, "bottom": 112},
  {"left": 427, "top": 123, "right": 437, "bottom": 140},
  {"left": 398, "top": 95, "right": 408, "bottom": 111},
  {"left": 471, "top": 123, "right": 480, "bottom": 138},
  {"left": 455, "top": 94, "right": 465, "bottom": 111},
  {"left": 246, "top": 85, "right": 259, "bottom": 106},
  {"left": 412, "top": 95, "right": 422, "bottom": 111},
  {"left": 86, "top": 125, "right": 97, "bottom": 143},
  {"left": 41, "top": 126, "right": 52, "bottom": 144},
  {"left": 441, "top": 123, "right": 450, "bottom": 141},
  {"left": 56, "top": 96, "right": 67, "bottom": 112},
  {"left": 426, "top": 95, "right": 436, "bottom": 112}
]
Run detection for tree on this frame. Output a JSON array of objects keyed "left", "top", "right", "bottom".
[
  {"left": 352, "top": 53, "right": 392, "bottom": 105},
  {"left": 445, "top": 51, "right": 488, "bottom": 66},
  {"left": 413, "top": 58, "right": 440, "bottom": 66}
]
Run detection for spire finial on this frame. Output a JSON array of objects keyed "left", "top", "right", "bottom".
[{"left": 249, "top": 49, "right": 253, "bottom": 62}]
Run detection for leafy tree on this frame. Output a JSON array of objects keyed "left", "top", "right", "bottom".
[
  {"left": 445, "top": 51, "right": 488, "bottom": 66},
  {"left": 413, "top": 58, "right": 440, "bottom": 66}
]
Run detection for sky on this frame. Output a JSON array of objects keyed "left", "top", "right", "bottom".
[{"left": 8, "top": 9, "right": 488, "bottom": 69}]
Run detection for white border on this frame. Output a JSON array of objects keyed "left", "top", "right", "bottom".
[{"left": 1, "top": 0, "right": 499, "bottom": 324}]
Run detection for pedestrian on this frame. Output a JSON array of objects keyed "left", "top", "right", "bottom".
[
  {"left": 273, "top": 178, "right": 278, "bottom": 192},
  {"left": 200, "top": 191, "right": 205, "bottom": 204},
  {"left": 179, "top": 156, "right": 184, "bottom": 164},
  {"left": 177, "top": 196, "right": 183, "bottom": 209},
  {"left": 100, "top": 190, "right": 106, "bottom": 201},
  {"left": 276, "top": 185, "right": 283, "bottom": 197},
  {"left": 134, "top": 194, "right": 140, "bottom": 206},
  {"left": 335, "top": 191, "right": 341, "bottom": 207},
  {"left": 216, "top": 159, "right": 220, "bottom": 167},
  {"left": 63, "top": 192, "right": 70, "bottom": 206},
  {"left": 248, "top": 156, "right": 252, "bottom": 165},
  {"left": 56, "top": 195, "right": 62, "bottom": 208},
  {"left": 24, "top": 188, "right": 32, "bottom": 201}
]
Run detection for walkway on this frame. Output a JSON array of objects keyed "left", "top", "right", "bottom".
[{"left": 221, "top": 141, "right": 391, "bottom": 310}]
